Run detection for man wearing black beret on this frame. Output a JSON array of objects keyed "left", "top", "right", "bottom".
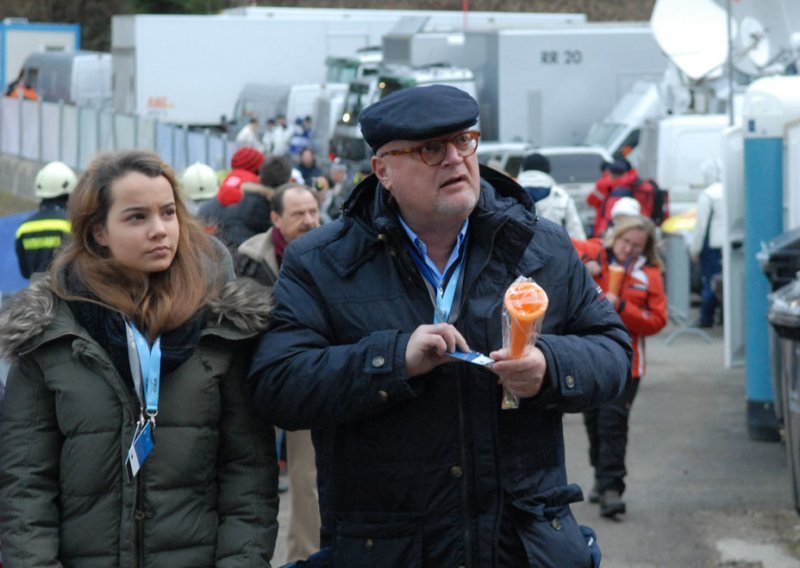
[{"left": 249, "top": 85, "right": 631, "bottom": 566}]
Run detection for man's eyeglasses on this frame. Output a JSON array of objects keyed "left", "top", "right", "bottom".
[{"left": 377, "top": 131, "right": 481, "bottom": 166}]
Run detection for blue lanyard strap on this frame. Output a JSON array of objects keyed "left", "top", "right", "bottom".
[
  {"left": 124, "top": 320, "right": 162, "bottom": 421},
  {"left": 433, "top": 259, "right": 463, "bottom": 324},
  {"left": 405, "top": 240, "right": 467, "bottom": 324}
]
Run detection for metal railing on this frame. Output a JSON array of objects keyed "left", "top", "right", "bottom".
[{"left": 0, "top": 96, "right": 238, "bottom": 172}]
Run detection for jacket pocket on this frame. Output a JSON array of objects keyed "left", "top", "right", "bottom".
[
  {"left": 510, "top": 485, "right": 594, "bottom": 568},
  {"left": 333, "top": 515, "right": 422, "bottom": 568}
]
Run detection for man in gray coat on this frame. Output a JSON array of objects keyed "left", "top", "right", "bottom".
[{"left": 249, "top": 85, "right": 631, "bottom": 566}]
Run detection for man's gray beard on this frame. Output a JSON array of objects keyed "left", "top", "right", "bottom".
[{"left": 434, "top": 191, "right": 479, "bottom": 217}]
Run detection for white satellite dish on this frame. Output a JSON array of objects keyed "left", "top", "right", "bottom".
[
  {"left": 727, "top": 0, "right": 800, "bottom": 77},
  {"left": 651, "top": 0, "right": 728, "bottom": 81}
]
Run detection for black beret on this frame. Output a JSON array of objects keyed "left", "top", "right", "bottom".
[
  {"left": 606, "top": 158, "right": 631, "bottom": 175},
  {"left": 359, "top": 85, "right": 479, "bottom": 153}
]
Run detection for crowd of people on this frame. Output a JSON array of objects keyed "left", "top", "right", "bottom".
[{"left": 0, "top": 84, "right": 719, "bottom": 566}]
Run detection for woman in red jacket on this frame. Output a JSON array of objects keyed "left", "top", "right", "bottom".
[{"left": 574, "top": 214, "right": 668, "bottom": 519}]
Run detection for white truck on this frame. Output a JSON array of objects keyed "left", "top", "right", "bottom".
[
  {"left": 111, "top": 8, "right": 584, "bottom": 128},
  {"left": 20, "top": 50, "right": 112, "bottom": 107}
]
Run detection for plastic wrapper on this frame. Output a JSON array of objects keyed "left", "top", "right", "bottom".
[{"left": 501, "top": 276, "right": 549, "bottom": 410}]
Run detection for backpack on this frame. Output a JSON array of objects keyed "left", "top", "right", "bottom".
[{"left": 632, "top": 177, "right": 669, "bottom": 226}]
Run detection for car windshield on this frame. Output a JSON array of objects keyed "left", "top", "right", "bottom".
[
  {"left": 546, "top": 153, "right": 606, "bottom": 184},
  {"left": 340, "top": 83, "right": 371, "bottom": 124},
  {"left": 326, "top": 59, "right": 359, "bottom": 83}
]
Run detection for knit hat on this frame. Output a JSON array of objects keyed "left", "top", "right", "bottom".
[
  {"left": 231, "top": 146, "right": 265, "bottom": 174},
  {"left": 521, "top": 153, "right": 550, "bottom": 174}
]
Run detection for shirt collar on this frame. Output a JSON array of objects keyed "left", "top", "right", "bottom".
[{"left": 397, "top": 215, "right": 469, "bottom": 288}]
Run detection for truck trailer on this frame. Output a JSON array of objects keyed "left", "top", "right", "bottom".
[{"left": 111, "top": 8, "right": 584, "bottom": 127}]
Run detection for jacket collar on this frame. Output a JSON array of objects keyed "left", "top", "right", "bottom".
[
  {"left": 328, "top": 165, "right": 551, "bottom": 279},
  {"left": 0, "top": 276, "right": 272, "bottom": 360}
]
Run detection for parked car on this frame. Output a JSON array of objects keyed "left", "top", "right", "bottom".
[
  {"left": 476, "top": 141, "right": 534, "bottom": 178},
  {"left": 478, "top": 142, "right": 612, "bottom": 232},
  {"left": 537, "top": 145, "right": 613, "bottom": 230}
]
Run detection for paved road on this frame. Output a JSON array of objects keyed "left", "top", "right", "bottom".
[
  {"left": 272, "top": 322, "right": 800, "bottom": 567},
  {"left": 566, "top": 323, "right": 800, "bottom": 567}
]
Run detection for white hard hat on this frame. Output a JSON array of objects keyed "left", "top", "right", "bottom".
[
  {"left": 611, "top": 196, "right": 641, "bottom": 219},
  {"left": 180, "top": 163, "right": 219, "bottom": 201},
  {"left": 35, "top": 161, "right": 77, "bottom": 199}
]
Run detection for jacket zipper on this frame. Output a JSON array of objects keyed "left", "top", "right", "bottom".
[
  {"left": 455, "top": 225, "right": 505, "bottom": 568},
  {"left": 455, "top": 375, "right": 474, "bottom": 567}
]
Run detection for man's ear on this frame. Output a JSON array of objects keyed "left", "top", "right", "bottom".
[
  {"left": 270, "top": 210, "right": 280, "bottom": 228},
  {"left": 371, "top": 156, "right": 390, "bottom": 190}
]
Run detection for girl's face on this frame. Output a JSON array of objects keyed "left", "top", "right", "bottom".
[
  {"left": 612, "top": 227, "right": 647, "bottom": 265},
  {"left": 92, "top": 172, "right": 179, "bottom": 275}
]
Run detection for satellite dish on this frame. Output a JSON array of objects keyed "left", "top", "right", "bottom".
[
  {"left": 651, "top": 0, "right": 728, "bottom": 81},
  {"left": 726, "top": 0, "right": 800, "bottom": 77}
]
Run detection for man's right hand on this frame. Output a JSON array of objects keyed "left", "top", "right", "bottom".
[{"left": 405, "top": 323, "right": 469, "bottom": 378}]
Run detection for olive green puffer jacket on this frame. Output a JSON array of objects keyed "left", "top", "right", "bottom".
[{"left": 0, "top": 276, "right": 279, "bottom": 568}]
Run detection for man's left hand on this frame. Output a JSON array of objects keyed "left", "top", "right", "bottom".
[{"left": 489, "top": 346, "right": 547, "bottom": 399}]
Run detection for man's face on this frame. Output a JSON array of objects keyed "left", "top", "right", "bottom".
[
  {"left": 300, "top": 150, "right": 314, "bottom": 167},
  {"left": 271, "top": 187, "right": 320, "bottom": 242},
  {"left": 331, "top": 167, "right": 347, "bottom": 184},
  {"left": 371, "top": 131, "right": 481, "bottom": 230}
]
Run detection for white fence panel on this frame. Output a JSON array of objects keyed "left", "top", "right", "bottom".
[
  {"left": 62, "top": 105, "right": 79, "bottom": 169},
  {"left": 1, "top": 95, "right": 233, "bottom": 172},
  {"left": 41, "top": 103, "right": 62, "bottom": 163},
  {"left": 21, "top": 100, "right": 39, "bottom": 160}
]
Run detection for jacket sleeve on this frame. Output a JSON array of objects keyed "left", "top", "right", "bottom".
[
  {"left": 689, "top": 190, "right": 711, "bottom": 258},
  {"left": 0, "top": 357, "right": 64, "bottom": 567},
  {"left": 215, "top": 342, "right": 279, "bottom": 567},
  {"left": 15, "top": 235, "right": 31, "bottom": 280},
  {"left": 618, "top": 267, "right": 668, "bottom": 337},
  {"left": 587, "top": 177, "right": 610, "bottom": 209},
  {"left": 248, "top": 246, "right": 420, "bottom": 430},
  {"left": 533, "top": 238, "right": 632, "bottom": 412}
]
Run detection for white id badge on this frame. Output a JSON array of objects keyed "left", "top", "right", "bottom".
[
  {"left": 446, "top": 349, "right": 495, "bottom": 367},
  {"left": 126, "top": 421, "right": 154, "bottom": 480}
]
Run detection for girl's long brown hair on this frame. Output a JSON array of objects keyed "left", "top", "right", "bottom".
[{"left": 51, "top": 150, "right": 219, "bottom": 339}]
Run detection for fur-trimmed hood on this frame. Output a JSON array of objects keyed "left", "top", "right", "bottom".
[{"left": 0, "top": 275, "right": 272, "bottom": 361}]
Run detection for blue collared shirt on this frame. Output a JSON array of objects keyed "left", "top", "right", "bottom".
[{"left": 397, "top": 216, "right": 469, "bottom": 291}]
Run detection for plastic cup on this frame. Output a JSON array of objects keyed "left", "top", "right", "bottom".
[
  {"left": 504, "top": 280, "right": 549, "bottom": 359},
  {"left": 608, "top": 264, "right": 625, "bottom": 296}
]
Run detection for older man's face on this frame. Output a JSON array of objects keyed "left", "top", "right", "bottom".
[
  {"left": 271, "top": 187, "right": 321, "bottom": 242},
  {"left": 372, "top": 132, "right": 480, "bottom": 230}
]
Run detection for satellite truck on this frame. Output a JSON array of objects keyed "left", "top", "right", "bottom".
[
  {"left": 111, "top": 7, "right": 584, "bottom": 129},
  {"left": 330, "top": 21, "right": 669, "bottom": 163},
  {"left": 587, "top": 0, "right": 800, "bottom": 214}
]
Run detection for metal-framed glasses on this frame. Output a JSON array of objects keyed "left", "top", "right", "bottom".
[{"left": 378, "top": 131, "right": 481, "bottom": 166}]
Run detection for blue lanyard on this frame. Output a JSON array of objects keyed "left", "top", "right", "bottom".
[
  {"left": 124, "top": 320, "right": 162, "bottom": 423},
  {"left": 433, "top": 259, "right": 463, "bottom": 324},
  {"left": 406, "top": 243, "right": 467, "bottom": 324}
]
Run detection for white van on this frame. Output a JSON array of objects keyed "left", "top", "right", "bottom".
[{"left": 22, "top": 50, "right": 112, "bottom": 107}]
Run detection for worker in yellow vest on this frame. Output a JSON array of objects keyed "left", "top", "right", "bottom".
[{"left": 15, "top": 161, "right": 76, "bottom": 279}]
